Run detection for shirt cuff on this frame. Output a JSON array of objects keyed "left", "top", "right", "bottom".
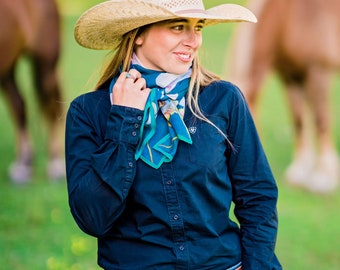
[{"left": 105, "top": 105, "right": 144, "bottom": 145}]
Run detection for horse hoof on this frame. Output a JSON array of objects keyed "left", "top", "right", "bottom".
[
  {"left": 286, "top": 151, "right": 340, "bottom": 194},
  {"left": 9, "top": 162, "right": 32, "bottom": 184},
  {"left": 47, "top": 158, "right": 65, "bottom": 181},
  {"left": 285, "top": 167, "right": 310, "bottom": 187},
  {"left": 307, "top": 171, "right": 339, "bottom": 194},
  {"left": 306, "top": 154, "right": 340, "bottom": 194},
  {"left": 285, "top": 154, "right": 315, "bottom": 187}
]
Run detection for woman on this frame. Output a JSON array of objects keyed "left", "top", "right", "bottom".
[{"left": 66, "top": 0, "right": 282, "bottom": 269}]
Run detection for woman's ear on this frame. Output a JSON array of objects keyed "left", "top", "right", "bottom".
[{"left": 135, "top": 35, "right": 144, "bottom": 46}]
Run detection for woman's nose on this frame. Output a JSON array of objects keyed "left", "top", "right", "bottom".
[{"left": 183, "top": 30, "right": 201, "bottom": 48}]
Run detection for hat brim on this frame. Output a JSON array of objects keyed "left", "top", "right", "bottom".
[{"left": 74, "top": 0, "right": 257, "bottom": 50}]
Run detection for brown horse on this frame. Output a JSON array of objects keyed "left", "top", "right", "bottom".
[
  {"left": 0, "top": 0, "right": 64, "bottom": 183},
  {"left": 228, "top": 0, "right": 340, "bottom": 193}
]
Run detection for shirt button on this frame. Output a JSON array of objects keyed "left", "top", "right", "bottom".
[
  {"left": 173, "top": 214, "right": 179, "bottom": 220},
  {"left": 179, "top": 245, "right": 185, "bottom": 251},
  {"left": 132, "top": 131, "right": 137, "bottom": 136},
  {"left": 134, "top": 123, "right": 139, "bottom": 129},
  {"left": 137, "top": 116, "right": 142, "bottom": 121},
  {"left": 128, "top": 162, "right": 133, "bottom": 168},
  {"left": 166, "top": 180, "right": 172, "bottom": 185}
]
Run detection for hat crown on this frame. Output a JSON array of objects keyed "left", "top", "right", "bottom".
[{"left": 147, "top": 0, "right": 205, "bottom": 13}]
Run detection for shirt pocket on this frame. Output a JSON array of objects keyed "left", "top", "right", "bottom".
[{"left": 186, "top": 119, "right": 228, "bottom": 168}]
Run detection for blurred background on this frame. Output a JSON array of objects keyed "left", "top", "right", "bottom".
[{"left": 0, "top": 0, "right": 339, "bottom": 269}]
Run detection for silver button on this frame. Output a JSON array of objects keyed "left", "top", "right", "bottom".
[
  {"left": 179, "top": 245, "right": 185, "bottom": 251},
  {"left": 132, "top": 131, "right": 137, "bottom": 136},
  {"left": 137, "top": 116, "right": 142, "bottom": 121},
  {"left": 173, "top": 215, "right": 179, "bottom": 220}
]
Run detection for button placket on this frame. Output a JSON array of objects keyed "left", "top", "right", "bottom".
[{"left": 160, "top": 164, "right": 188, "bottom": 266}]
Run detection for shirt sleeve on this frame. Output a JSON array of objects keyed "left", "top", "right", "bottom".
[
  {"left": 65, "top": 94, "right": 143, "bottom": 237},
  {"left": 225, "top": 85, "right": 282, "bottom": 269}
]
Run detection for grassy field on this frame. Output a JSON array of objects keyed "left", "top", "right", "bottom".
[{"left": 1, "top": 0, "right": 340, "bottom": 269}]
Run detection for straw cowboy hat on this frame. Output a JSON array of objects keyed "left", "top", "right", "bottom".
[{"left": 74, "top": 0, "right": 257, "bottom": 50}]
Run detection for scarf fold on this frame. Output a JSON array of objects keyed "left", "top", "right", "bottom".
[{"left": 109, "top": 55, "right": 192, "bottom": 168}]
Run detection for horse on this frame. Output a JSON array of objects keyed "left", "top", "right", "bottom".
[
  {"left": 0, "top": 0, "right": 64, "bottom": 183},
  {"left": 227, "top": 0, "right": 340, "bottom": 193}
]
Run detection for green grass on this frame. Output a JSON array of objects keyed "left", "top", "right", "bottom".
[{"left": 1, "top": 0, "right": 340, "bottom": 269}]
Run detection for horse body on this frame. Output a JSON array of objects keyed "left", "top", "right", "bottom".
[
  {"left": 278, "top": 0, "right": 340, "bottom": 72},
  {"left": 0, "top": 0, "right": 64, "bottom": 183},
  {"left": 229, "top": 0, "right": 340, "bottom": 193}
]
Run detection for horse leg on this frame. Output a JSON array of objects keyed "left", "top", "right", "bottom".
[
  {"left": 284, "top": 82, "right": 316, "bottom": 187},
  {"left": 228, "top": 33, "right": 271, "bottom": 117},
  {"left": 227, "top": 0, "right": 274, "bottom": 117},
  {"left": 32, "top": 55, "right": 64, "bottom": 180},
  {"left": 1, "top": 70, "right": 33, "bottom": 183},
  {"left": 304, "top": 66, "right": 339, "bottom": 193}
]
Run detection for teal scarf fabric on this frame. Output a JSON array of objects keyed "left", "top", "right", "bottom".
[{"left": 110, "top": 56, "right": 192, "bottom": 168}]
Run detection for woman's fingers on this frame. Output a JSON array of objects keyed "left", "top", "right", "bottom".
[
  {"left": 112, "top": 70, "right": 150, "bottom": 110},
  {"left": 125, "top": 69, "right": 140, "bottom": 82}
]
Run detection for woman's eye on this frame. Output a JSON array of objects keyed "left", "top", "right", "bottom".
[
  {"left": 172, "top": 25, "right": 184, "bottom": 30},
  {"left": 195, "top": 25, "right": 203, "bottom": 31}
]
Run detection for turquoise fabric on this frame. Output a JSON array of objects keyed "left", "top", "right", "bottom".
[{"left": 110, "top": 60, "right": 192, "bottom": 168}]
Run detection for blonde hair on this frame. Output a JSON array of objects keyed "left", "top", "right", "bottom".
[{"left": 95, "top": 26, "right": 230, "bottom": 142}]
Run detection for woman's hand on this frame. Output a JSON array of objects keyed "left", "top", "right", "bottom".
[{"left": 111, "top": 69, "right": 150, "bottom": 110}]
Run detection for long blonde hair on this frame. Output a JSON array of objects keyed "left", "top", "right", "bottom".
[{"left": 95, "top": 26, "right": 230, "bottom": 141}]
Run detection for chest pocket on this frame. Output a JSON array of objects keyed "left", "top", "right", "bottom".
[{"left": 186, "top": 118, "right": 228, "bottom": 167}]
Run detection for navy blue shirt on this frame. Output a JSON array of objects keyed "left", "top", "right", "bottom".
[{"left": 65, "top": 80, "right": 281, "bottom": 270}]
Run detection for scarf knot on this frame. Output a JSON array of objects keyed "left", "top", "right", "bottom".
[{"left": 109, "top": 56, "right": 192, "bottom": 168}]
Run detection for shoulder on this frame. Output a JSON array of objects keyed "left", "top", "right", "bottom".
[
  {"left": 69, "top": 89, "right": 111, "bottom": 115},
  {"left": 70, "top": 89, "right": 110, "bottom": 109},
  {"left": 199, "top": 80, "right": 247, "bottom": 112},
  {"left": 67, "top": 89, "right": 111, "bottom": 122},
  {"left": 203, "top": 80, "right": 245, "bottom": 100}
]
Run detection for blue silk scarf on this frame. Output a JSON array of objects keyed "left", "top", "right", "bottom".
[{"left": 110, "top": 55, "right": 192, "bottom": 168}]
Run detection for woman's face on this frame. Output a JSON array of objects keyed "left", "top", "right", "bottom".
[{"left": 134, "top": 18, "right": 204, "bottom": 74}]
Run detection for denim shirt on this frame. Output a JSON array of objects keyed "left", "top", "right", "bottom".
[{"left": 65, "top": 80, "right": 282, "bottom": 270}]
